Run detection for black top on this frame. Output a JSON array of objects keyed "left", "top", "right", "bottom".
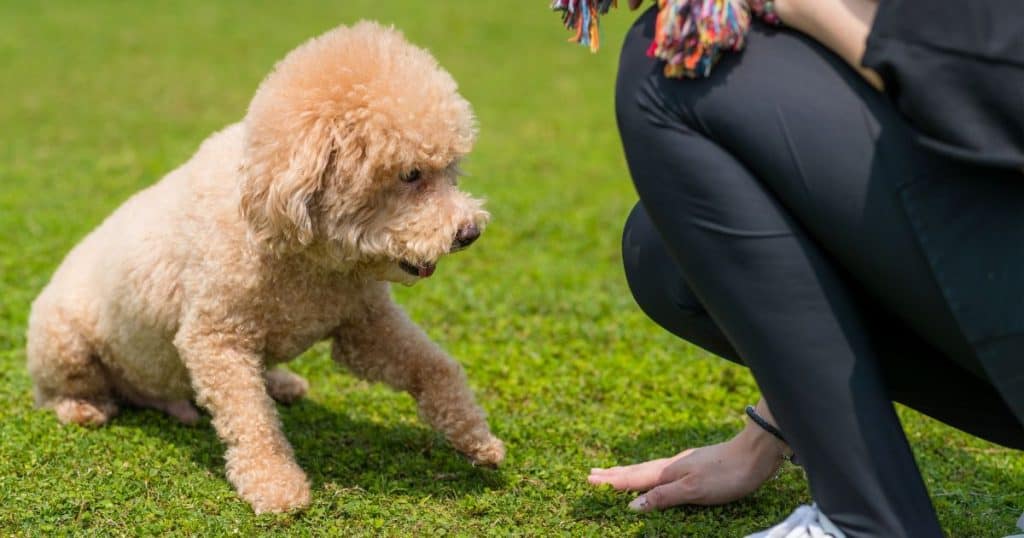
[{"left": 862, "top": 0, "right": 1024, "bottom": 170}]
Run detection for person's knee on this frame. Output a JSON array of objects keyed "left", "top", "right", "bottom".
[
  {"left": 622, "top": 203, "right": 743, "bottom": 364},
  {"left": 622, "top": 203, "right": 701, "bottom": 318},
  {"left": 622, "top": 203, "right": 658, "bottom": 311}
]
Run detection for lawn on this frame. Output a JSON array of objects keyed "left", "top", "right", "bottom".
[{"left": 0, "top": 2, "right": 1021, "bottom": 536}]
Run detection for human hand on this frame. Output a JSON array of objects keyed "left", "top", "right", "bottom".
[
  {"left": 587, "top": 424, "right": 786, "bottom": 511},
  {"left": 768, "top": 0, "right": 884, "bottom": 90}
]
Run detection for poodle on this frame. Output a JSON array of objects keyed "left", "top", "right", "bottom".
[{"left": 26, "top": 21, "right": 505, "bottom": 513}]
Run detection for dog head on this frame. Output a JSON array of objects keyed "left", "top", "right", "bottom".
[{"left": 239, "top": 21, "right": 488, "bottom": 283}]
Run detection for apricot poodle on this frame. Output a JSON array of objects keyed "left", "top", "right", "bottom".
[{"left": 26, "top": 21, "right": 505, "bottom": 513}]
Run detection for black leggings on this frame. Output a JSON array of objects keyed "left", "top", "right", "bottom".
[{"left": 616, "top": 9, "right": 1023, "bottom": 538}]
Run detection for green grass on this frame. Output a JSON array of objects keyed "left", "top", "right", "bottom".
[{"left": 0, "top": 2, "right": 1021, "bottom": 536}]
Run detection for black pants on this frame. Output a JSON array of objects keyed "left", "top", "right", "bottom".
[{"left": 616, "top": 9, "right": 1024, "bottom": 538}]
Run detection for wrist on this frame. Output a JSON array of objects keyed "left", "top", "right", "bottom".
[
  {"left": 771, "top": 0, "right": 808, "bottom": 28},
  {"left": 728, "top": 421, "right": 786, "bottom": 485},
  {"left": 736, "top": 418, "right": 788, "bottom": 463}
]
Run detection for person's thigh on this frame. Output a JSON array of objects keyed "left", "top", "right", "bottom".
[
  {"left": 623, "top": 201, "right": 1024, "bottom": 449},
  {"left": 642, "top": 23, "right": 983, "bottom": 377}
]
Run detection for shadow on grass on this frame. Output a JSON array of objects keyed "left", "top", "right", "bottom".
[{"left": 114, "top": 397, "right": 504, "bottom": 500}]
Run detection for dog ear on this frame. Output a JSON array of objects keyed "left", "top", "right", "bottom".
[{"left": 239, "top": 121, "right": 337, "bottom": 250}]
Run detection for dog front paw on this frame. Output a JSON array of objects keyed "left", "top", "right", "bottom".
[
  {"left": 228, "top": 456, "right": 311, "bottom": 514},
  {"left": 465, "top": 434, "right": 506, "bottom": 467}
]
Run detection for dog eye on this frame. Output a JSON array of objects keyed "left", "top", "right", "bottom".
[{"left": 400, "top": 169, "right": 422, "bottom": 183}]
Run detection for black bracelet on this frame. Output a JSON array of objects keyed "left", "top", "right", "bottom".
[{"left": 745, "top": 405, "right": 788, "bottom": 445}]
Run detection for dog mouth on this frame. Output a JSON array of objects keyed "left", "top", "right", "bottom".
[{"left": 399, "top": 260, "right": 437, "bottom": 278}]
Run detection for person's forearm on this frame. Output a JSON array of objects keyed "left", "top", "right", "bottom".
[{"left": 776, "top": 0, "right": 885, "bottom": 91}]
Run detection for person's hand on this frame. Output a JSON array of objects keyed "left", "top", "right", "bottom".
[
  {"left": 769, "top": 0, "right": 885, "bottom": 89},
  {"left": 587, "top": 422, "right": 787, "bottom": 511}
]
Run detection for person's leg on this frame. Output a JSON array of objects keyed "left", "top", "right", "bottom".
[
  {"left": 618, "top": 106, "right": 938, "bottom": 538},
  {"left": 621, "top": 202, "right": 739, "bottom": 365},
  {"left": 631, "top": 21, "right": 988, "bottom": 382},
  {"left": 617, "top": 11, "right": 947, "bottom": 537},
  {"left": 622, "top": 201, "right": 1024, "bottom": 449}
]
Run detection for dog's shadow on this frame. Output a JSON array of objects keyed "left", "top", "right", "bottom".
[{"left": 118, "top": 398, "right": 504, "bottom": 501}]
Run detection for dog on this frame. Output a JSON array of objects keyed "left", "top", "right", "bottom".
[{"left": 26, "top": 21, "right": 505, "bottom": 513}]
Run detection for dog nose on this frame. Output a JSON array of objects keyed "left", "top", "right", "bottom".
[{"left": 452, "top": 223, "right": 480, "bottom": 250}]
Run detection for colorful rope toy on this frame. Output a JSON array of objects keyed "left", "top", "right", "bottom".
[{"left": 551, "top": 0, "right": 782, "bottom": 79}]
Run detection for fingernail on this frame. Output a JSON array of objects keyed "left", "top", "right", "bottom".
[{"left": 628, "top": 495, "right": 649, "bottom": 512}]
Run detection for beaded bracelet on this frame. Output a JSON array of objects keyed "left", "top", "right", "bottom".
[{"left": 748, "top": 0, "right": 784, "bottom": 26}]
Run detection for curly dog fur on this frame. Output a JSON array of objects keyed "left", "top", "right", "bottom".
[{"left": 26, "top": 21, "right": 505, "bottom": 513}]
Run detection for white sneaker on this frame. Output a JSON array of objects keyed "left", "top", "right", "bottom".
[{"left": 745, "top": 504, "right": 845, "bottom": 538}]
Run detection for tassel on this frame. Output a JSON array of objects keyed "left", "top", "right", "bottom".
[
  {"left": 552, "top": 0, "right": 759, "bottom": 78},
  {"left": 551, "top": 0, "right": 618, "bottom": 52},
  {"left": 649, "top": 0, "right": 750, "bottom": 78}
]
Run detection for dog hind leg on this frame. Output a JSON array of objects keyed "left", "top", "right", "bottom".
[
  {"left": 119, "top": 390, "right": 201, "bottom": 425},
  {"left": 264, "top": 367, "right": 309, "bottom": 405},
  {"left": 27, "top": 305, "right": 118, "bottom": 427}
]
